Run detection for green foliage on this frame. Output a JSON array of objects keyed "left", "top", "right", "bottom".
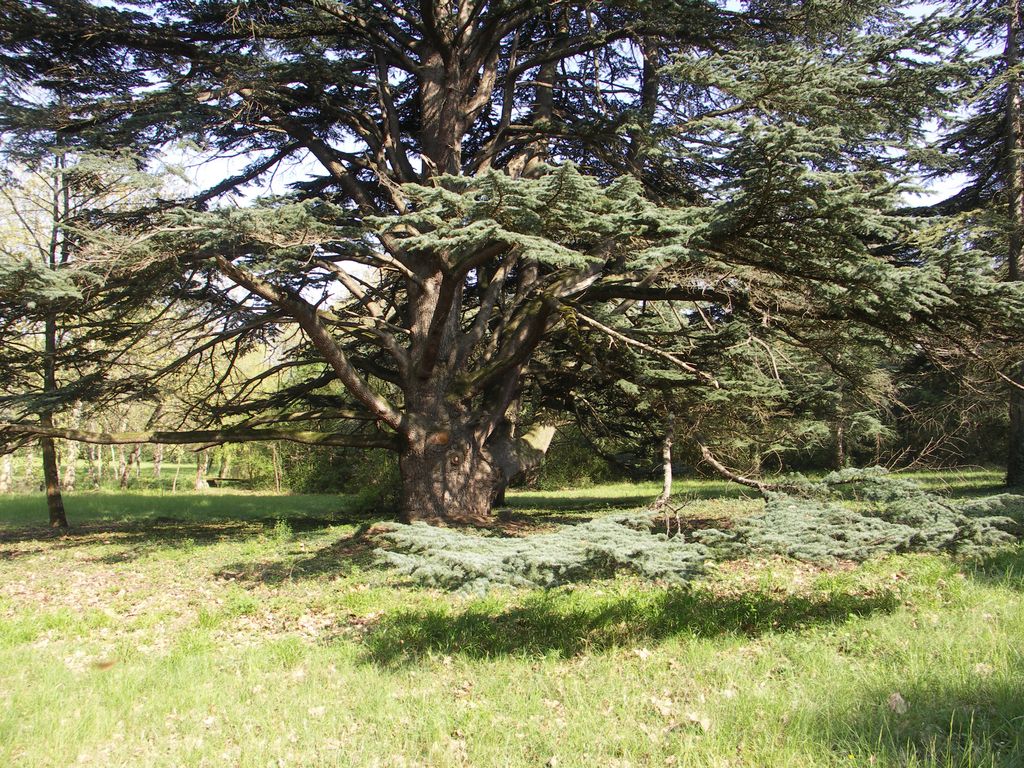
[
  {"left": 282, "top": 446, "right": 399, "bottom": 510},
  {"left": 530, "top": 432, "right": 615, "bottom": 490},
  {"left": 381, "top": 469, "right": 1022, "bottom": 591},
  {"left": 730, "top": 468, "right": 1022, "bottom": 563},
  {"left": 377, "top": 513, "right": 711, "bottom": 593}
]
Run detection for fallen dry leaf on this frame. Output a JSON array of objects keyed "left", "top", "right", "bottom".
[
  {"left": 650, "top": 696, "right": 675, "bottom": 718},
  {"left": 684, "top": 711, "right": 711, "bottom": 732}
]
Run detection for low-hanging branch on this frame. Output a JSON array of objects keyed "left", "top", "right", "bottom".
[
  {"left": 696, "top": 442, "right": 802, "bottom": 495},
  {"left": 0, "top": 423, "right": 398, "bottom": 450},
  {"left": 566, "top": 304, "right": 719, "bottom": 386}
]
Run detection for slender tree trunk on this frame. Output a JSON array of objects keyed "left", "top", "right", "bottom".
[
  {"left": 120, "top": 444, "right": 141, "bottom": 489},
  {"left": 117, "top": 444, "right": 129, "bottom": 487},
  {"left": 270, "top": 443, "right": 282, "bottom": 493},
  {"left": 833, "top": 421, "right": 847, "bottom": 471},
  {"left": 172, "top": 449, "right": 182, "bottom": 493},
  {"left": 87, "top": 444, "right": 95, "bottom": 488},
  {"left": 88, "top": 440, "right": 101, "bottom": 489},
  {"left": 153, "top": 444, "right": 164, "bottom": 485},
  {"left": 0, "top": 454, "right": 12, "bottom": 493},
  {"left": 41, "top": 431, "right": 66, "bottom": 528},
  {"left": 194, "top": 450, "right": 209, "bottom": 491},
  {"left": 217, "top": 447, "right": 232, "bottom": 479},
  {"left": 41, "top": 314, "right": 68, "bottom": 528},
  {"left": 654, "top": 415, "right": 674, "bottom": 508},
  {"left": 38, "top": 149, "right": 70, "bottom": 528},
  {"left": 1006, "top": 0, "right": 1024, "bottom": 486}
]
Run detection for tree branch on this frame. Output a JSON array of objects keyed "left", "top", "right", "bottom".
[{"left": 0, "top": 423, "right": 397, "bottom": 450}]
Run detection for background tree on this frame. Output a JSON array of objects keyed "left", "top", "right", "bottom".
[
  {"left": 915, "top": 0, "right": 1024, "bottom": 485},
  {"left": 0, "top": 150, "right": 181, "bottom": 525}
]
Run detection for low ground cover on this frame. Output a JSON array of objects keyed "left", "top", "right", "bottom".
[{"left": 0, "top": 471, "right": 1021, "bottom": 767}]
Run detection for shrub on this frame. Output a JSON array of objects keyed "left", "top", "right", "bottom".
[
  {"left": 727, "top": 468, "right": 1021, "bottom": 562},
  {"left": 377, "top": 468, "right": 1023, "bottom": 591},
  {"left": 377, "top": 513, "right": 711, "bottom": 592}
]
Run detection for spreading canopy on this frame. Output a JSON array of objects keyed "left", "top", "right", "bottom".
[{"left": 1, "top": 0, "right": 1020, "bottom": 521}]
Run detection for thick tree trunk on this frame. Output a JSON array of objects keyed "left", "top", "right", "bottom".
[
  {"left": 400, "top": 434, "right": 502, "bottom": 524},
  {"left": 40, "top": 430, "right": 67, "bottom": 528},
  {"left": 399, "top": 422, "right": 555, "bottom": 524}
]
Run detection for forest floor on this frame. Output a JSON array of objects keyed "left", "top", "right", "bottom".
[{"left": 0, "top": 469, "right": 1021, "bottom": 767}]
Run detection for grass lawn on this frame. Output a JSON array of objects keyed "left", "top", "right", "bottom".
[{"left": 0, "top": 471, "right": 1021, "bottom": 767}]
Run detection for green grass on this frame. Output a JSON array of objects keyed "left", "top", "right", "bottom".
[{"left": 0, "top": 471, "right": 1021, "bottom": 767}]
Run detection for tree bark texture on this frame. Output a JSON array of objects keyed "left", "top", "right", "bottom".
[
  {"left": 41, "top": 429, "right": 67, "bottom": 528},
  {"left": 400, "top": 420, "right": 555, "bottom": 524},
  {"left": 42, "top": 313, "right": 67, "bottom": 528},
  {"left": 833, "top": 422, "right": 847, "bottom": 471}
]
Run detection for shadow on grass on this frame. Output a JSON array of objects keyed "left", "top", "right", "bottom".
[
  {"left": 822, "top": 677, "right": 1024, "bottom": 767},
  {"left": 214, "top": 523, "right": 383, "bottom": 582},
  {"left": 0, "top": 492, "right": 360, "bottom": 529},
  {"left": 503, "top": 495, "right": 652, "bottom": 513},
  {"left": 504, "top": 484, "right": 753, "bottom": 514},
  {"left": 0, "top": 512, "right": 386, "bottom": 565},
  {"left": 968, "top": 545, "right": 1024, "bottom": 592},
  {"left": 361, "top": 585, "right": 900, "bottom": 665}
]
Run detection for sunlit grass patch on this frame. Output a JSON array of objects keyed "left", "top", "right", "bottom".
[{"left": 0, "top": 472, "right": 1021, "bottom": 767}]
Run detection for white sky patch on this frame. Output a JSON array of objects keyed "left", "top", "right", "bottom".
[{"left": 160, "top": 143, "right": 324, "bottom": 204}]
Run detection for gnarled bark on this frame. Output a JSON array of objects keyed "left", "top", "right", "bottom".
[{"left": 400, "top": 420, "right": 555, "bottom": 524}]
